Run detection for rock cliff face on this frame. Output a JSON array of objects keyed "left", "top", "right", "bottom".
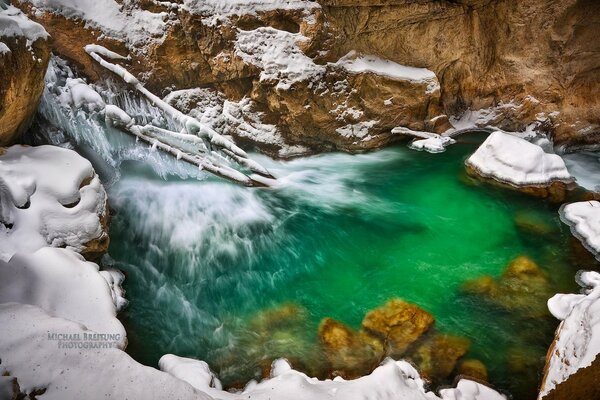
[
  {"left": 12, "top": 0, "right": 600, "bottom": 154},
  {"left": 0, "top": 4, "right": 50, "bottom": 146}
]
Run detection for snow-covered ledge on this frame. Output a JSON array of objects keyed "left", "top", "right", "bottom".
[
  {"left": 559, "top": 201, "right": 600, "bottom": 260},
  {"left": 466, "top": 131, "right": 571, "bottom": 186},
  {"left": 539, "top": 271, "right": 600, "bottom": 399}
]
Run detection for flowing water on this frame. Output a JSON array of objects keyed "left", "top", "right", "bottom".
[
  {"left": 36, "top": 59, "right": 585, "bottom": 399},
  {"left": 103, "top": 137, "right": 582, "bottom": 400}
]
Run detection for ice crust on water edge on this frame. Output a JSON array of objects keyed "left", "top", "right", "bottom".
[
  {"left": 539, "top": 271, "right": 600, "bottom": 398},
  {"left": 466, "top": 131, "right": 571, "bottom": 186}
]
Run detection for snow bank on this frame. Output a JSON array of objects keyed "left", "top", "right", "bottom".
[
  {"left": 560, "top": 201, "right": 600, "bottom": 258},
  {"left": 466, "top": 131, "right": 572, "bottom": 186},
  {"left": 0, "top": 303, "right": 209, "bottom": 400},
  {"left": 23, "top": 0, "right": 166, "bottom": 50},
  {"left": 540, "top": 271, "right": 600, "bottom": 398},
  {"left": 0, "top": 145, "right": 107, "bottom": 261},
  {"left": 0, "top": 3, "right": 48, "bottom": 46},
  {"left": 337, "top": 52, "right": 439, "bottom": 92},
  {"left": 235, "top": 27, "right": 325, "bottom": 90},
  {"left": 159, "top": 355, "right": 506, "bottom": 400},
  {"left": 0, "top": 247, "right": 126, "bottom": 347}
]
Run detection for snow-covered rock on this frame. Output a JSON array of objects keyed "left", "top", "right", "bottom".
[
  {"left": 0, "top": 247, "right": 126, "bottom": 348},
  {"left": 560, "top": 201, "right": 600, "bottom": 259},
  {"left": 466, "top": 131, "right": 571, "bottom": 186},
  {"left": 0, "top": 145, "right": 109, "bottom": 261},
  {"left": 539, "top": 271, "right": 600, "bottom": 398}
]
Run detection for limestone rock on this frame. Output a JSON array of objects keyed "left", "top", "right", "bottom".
[
  {"left": 361, "top": 298, "right": 435, "bottom": 355},
  {"left": 0, "top": 5, "right": 50, "bottom": 145}
]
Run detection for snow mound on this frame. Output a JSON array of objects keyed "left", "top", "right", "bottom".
[
  {"left": 0, "top": 3, "right": 48, "bottom": 45},
  {"left": 540, "top": 271, "right": 600, "bottom": 398},
  {"left": 466, "top": 131, "right": 571, "bottom": 186},
  {"left": 560, "top": 201, "right": 600, "bottom": 258},
  {"left": 0, "top": 145, "right": 107, "bottom": 261},
  {"left": 0, "top": 303, "right": 209, "bottom": 400},
  {"left": 0, "top": 247, "right": 126, "bottom": 347}
]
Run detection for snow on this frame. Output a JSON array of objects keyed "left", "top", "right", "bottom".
[
  {"left": 0, "top": 303, "right": 209, "bottom": 400},
  {"left": 0, "top": 41, "right": 9, "bottom": 54},
  {"left": 181, "top": 0, "right": 320, "bottom": 26},
  {"left": 466, "top": 131, "right": 572, "bottom": 186},
  {"left": 0, "top": 3, "right": 48, "bottom": 45},
  {"left": 158, "top": 355, "right": 506, "bottom": 400},
  {"left": 61, "top": 78, "right": 106, "bottom": 112},
  {"left": 336, "top": 120, "right": 378, "bottom": 139},
  {"left": 235, "top": 27, "right": 325, "bottom": 90},
  {"left": 23, "top": 0, "right": 166, "bottom": 50},
  {"left": 104, "top": 104, "right": 133, "bottom": 127},
  {"left": 560, "top": 201, "right": 600, "bottom": 258},
  {"left": 0, "top": 145, "right": 107, "bottom": 261},
  {"left": 336, "top": 52, "right": 439, "bottom": 92},
  {"left": 391, "top": 126, "right": 456, "bottom": 154},
  {"left": 540, "top": 271, "right": 600, "bottom": 398},
  {"left": 0, "top": 247, "right": 126, "bottom": 348}
]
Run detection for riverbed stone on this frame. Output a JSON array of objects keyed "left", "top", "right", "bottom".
[
  {"left": 361, "top": 298, "right": 435, "bottom": 355},
  {"left": 461, "top": 256, "right": 553, "bottom": 317},
  {"left": 408, "top": 334, "right": 471, "bottom": 380},
  {"left": 318, "top": 317, "right": 384, "bottom": 378},
  {"left": 457, "top": 359, "right": 489, "bottom": 382}
]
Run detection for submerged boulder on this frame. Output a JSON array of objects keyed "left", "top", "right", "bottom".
[
  {"left": 461, "top": 256, "right": 553, "bottom": 318},
  {"left": 458, "top": 359, "right": 489, "bottom": 382},
  {"left": 408, "top": 334, "right": 471, "bottom": 381},
  {"left": 318, "top": 317, "right": 384, "bottom": 378},
  {"left": 0, "top": 4, "right": 50, "bottom": 145}
]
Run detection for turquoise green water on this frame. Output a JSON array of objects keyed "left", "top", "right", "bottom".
[{"left": 108, "top": 134, "right": 579, "bottom": 399}]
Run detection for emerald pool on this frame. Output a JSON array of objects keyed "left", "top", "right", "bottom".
[{"left": 106, "top": 133, "right": 581, "bottom": 400}]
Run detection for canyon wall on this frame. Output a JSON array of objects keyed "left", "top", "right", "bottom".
[
  {"left": 0, "top": 4, "right": 49, "bottom": 146},
  {"left": 10, "top": 0, "right": 600, "bottom": 154}
]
